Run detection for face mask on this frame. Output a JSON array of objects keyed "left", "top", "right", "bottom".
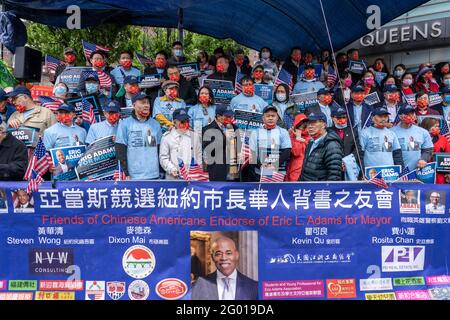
[
  {"left": 107, "top": 113, "right": 120, "bottom": 125},
  {"left": 243, "top": 85, "right": 254, "bottom": 96},
  {"left": 402, "top": 114, "right": 416, "bottom": 125},
  {"left": 14, "top": 104, "right": 27, "bottom": 113},
  {"left": 235, "top": 58, "right": 244, "bottom": 66},
  {"left": 444, "top": 79, "right": 450, "bottom": 87},
  {"left": 442, "top": 66, "right": 449, "bottom": 74},
  {"left": 387, "top": 93, "right": 400, "bottom": 103},
  {"left": 216, "top": 64, "right": 225, "bottom": 73},
  {"left": 264, "top": 123, "right": 276, "bottom": 130},
  {"left": 374, "top": 122, "right": 387, "bottom": 129},
  {"left": 353, "top": 93, "right": 365, "bottom": 103},
  {"left": 93, "top": 60, "right": 105, "bottom": 69},
  {"left": 86, "top": 83, "right": 98, "bottom": 94},
  {"left": 58, "top": 113, "right": 73, "bottom": 125},
  {"left": 137, "top": 110, "right": 150, "bottom": 118},
  {"left": 174, "top": 49, "right": 183, "bottom": 57},
  {"left": 199, "top": 95, "right": 210, "bottom": 105},
  {"left": 261, "top": 52, "right": 270, "bottom": 59},
  {"left": 403, "top": 79, "right": 413, "bottom": 87},
  {"left": 127, "top": 85, "right": 140, "bottom": 95},
  {"left": 168, "top": 88, "right": 178, "bottom": 100},
  {"left": 445, "top": 95, "right": 450, "bottom": 103},
  {"left": 322, "top": 95, "right": 332, "bottom": 105},
  {"left": 301, "top": 128, "right": 309, "bottom": 137},
  {"left": 335, "top": 118, "right": 348, "bottom": 129},
  {"left": 121, "top": 61, "right": 132, "bottom": 69},
  {"left": 169, "top": 74, "right": 180, "bottom": 82},
  {"left": 223, "top": 117, "right": 234, "bottom": 125},
  {"left": 374, "top": 64, "right": 383, "bottom": 72},
  {"left": 351, "top": 53, "right": 359, "bottom": 60},
  {"left": 155, "top": 58, "right": 166, "bottom": 69},
  {"left": 64, "top": 55, "right": 76, "bottom": 63},
  {"left": 178, "top": 122, "right": 189, "bottom": 130},
  {"left": 344, "top": 79, "right": 353, "bottom": 88},
  {"left": 276, "top": 93, "right": 287, "bottom": 102},
  {"left": 417, "top": 100, "right": 428, "bottom": 109},
  {"left": 292, "top": 54, "right": 301, "bottom": 62},
  {"left": 305, "top": 70, "right": 315, "bottom": 80},
  {"left": 253, "top": 70, "right": 264, "bottom": 80},
  {"left": 430, "top": 127, "right": 440, "bottom": 136},
  {"left": 54, "top": 86, "right": 67, "bottom": 96},
  {"left": 394, "top": 70, "right": 405, "bottom": 78},
  {"left": 364, "top": 77, "right": 374, "bottom": 86}
]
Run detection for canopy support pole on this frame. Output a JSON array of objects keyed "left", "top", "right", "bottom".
[
  {"left": 178, "top": 8, "right": 184, "bottom": 44},
  {"left": 0, "top": 3, "right": 4, "bottom": 61}
]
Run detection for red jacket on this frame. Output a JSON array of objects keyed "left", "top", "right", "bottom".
[
  {"left": 286, "top": 114, "right": 310, "bottom": 181},
  {"left": 415, "top": 80, "right": 440, "bottom": 93},
  {"left": 433, "top": 135, "right": 450, "bottom": 184}
]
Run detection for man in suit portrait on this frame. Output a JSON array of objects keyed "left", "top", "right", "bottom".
[
  {"left": 401, "top": 190, "right": 418, "bottom": 204},
  {"left": 425, "top": 191, "right": 445, "bottom": 214},
  {"left": 191, "top": 236, "right": 258, "bottom": 300},
  {"left": 407, "top": 136, "right": 419, "bottom": 151},
  {"left": 14, "top": 189, "right": 33, "bottom": 209},
  {"left": 53, "top": 149, "right": 73, "bottom": 175},
  {"left": 382, "top": 135, "right": 392, "bottom": 152}
]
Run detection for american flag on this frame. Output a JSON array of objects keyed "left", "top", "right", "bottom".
[
  {"left": 440, "top": 119, "right": 450, "bottom": 141},
  {"left": 235, "top": 70, "right": 245, "bottom": 94},
  {"left": 368, "top": 170, "right": 389, "bottom": 189},
  {"left": 45, "top": 54, "right": 62, "bottom": 71},
  {"left": 136, "top": 53, "right": 153, "bottom": 66},
  {"left": 239, "top": 136, "right": 252, "bottom": 170},
  {"left": 24, "top": 138, "right": 52, "bottom": 180},
  {"left": 82, "top": 40, "right": 110, "bottom": 61},
  {"left": 274, "top": 68, "right": 293, "bottom": 92},
  {"left": 81, "top": 99, "right": 96, "bottom": 124},
  {"left": 327, "top": 65, "right": 337, "bottom": 87},
  {"left": 113, "top": 161, "right": 126, "bottom": 181},
  {"left": 27, "top": 170, "right": 43, "bottom": 193},
  {"left": 260, "top": 171, "right": 285, "bottom": 182},
  {"left": 178, "top": 159, "right": 190, "bottom": 181},
  {"left": 38, "top": 96, "right": 64, "bottom": 112},
  {"left": 188, "top": 159, "right": 209, "bottom": 182},
  {"left": 97, "top": 70, "right": 112, "bottom": 89},
  {"left": 399, "top": 166, "right": 418, "bottom": 182}
]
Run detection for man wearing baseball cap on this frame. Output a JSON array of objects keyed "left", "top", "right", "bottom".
[
  {"left": 391, "top": 105, "right": 433, "bottom": 171},
  {"left": 309, "top": 88, "right": 339, "bottom": 127},
  {"left": 347, "top": 85, "right": 373, "bottom": 132},
  {"left": 54, "top": 47, "right": 78, "bottom": 82},
  {"left": 0, "top": 88, "right": 15, "bottom": 124},
  {"left": 381, "top": 84, "right": 403, "bottom": 126},
  {"left": 43, "top": 103, "right": 87, "bottom": 149},
  {"left": 119, "top": 75, "right": 141, "bottom": 108},
  {"left": 153, "top": 80, "right": 186, "bottom": 132},
  {"left": 159, "top": 108, "right": 203, "bottom": 180},
  {"left": 202, "top": 105, "right": 239, "bottom": 181},
  {"left": 249, "top": 105, "right": 291, "bottom": 181},
  {"left": 359, "top": 106, "right": 404, "bottom": 170},
  {"left": 86, "top": 100, "right": 121, "bottom": 145},
  {"left": 115, "top": 92, "right": 162, "bottom": 180},
  {"left": 299, "top": 112, "right": 343, "bottom": 181},
  {"left": 6, "top": 86, "right": 56, "bottom": 133}
]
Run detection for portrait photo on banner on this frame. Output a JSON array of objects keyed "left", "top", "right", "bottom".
[
  {"left": 190, "top": 230, "right": 258, "bottom": 300},
  {"left": 11, "top": 189, "right": 34, "bottom": 213},
  {"left": 0, "top": 188, "right": 8, "bottom": 214},
  {"left": 399, "top": 189, "right": 421, "bottom": 214},
  {"left": 425, "top": 190, "right": 446, "bottom": 215}
]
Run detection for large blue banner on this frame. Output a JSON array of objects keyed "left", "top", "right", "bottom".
[{"left": 0, "top": 181, "right": 449, "bottom": 300}]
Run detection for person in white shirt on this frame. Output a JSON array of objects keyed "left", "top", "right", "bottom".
[{"left": 425, "top": 192, "right": 446, "bottom": 214}]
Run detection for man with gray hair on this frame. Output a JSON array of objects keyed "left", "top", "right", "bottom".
[{"left": 191, "top": 236, "right": 258, "bottom": 300}]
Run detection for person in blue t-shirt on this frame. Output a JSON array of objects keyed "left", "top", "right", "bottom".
[
  {"left": 293, "top": 64, "right": 325, "bottom": 94},
  {"left": 359, "top": 106, "right": 404, "bottom": 170},
  {"left": 111, "top": 50, "right": 141, "bottom": 86},
  {"left": 153, "top": 80, "right": 187, "bottom": 132},
  {"left": 390, "top": 105, "right": 433, "bottom": 171},
  {"left": 115, "top": 92, "right": 162, "bottom": 180},
  {"left": 230, "top": 76, "right": 268, "bottom": 113},
  {"left": 188, "top": 86, "right": 216, "bottom": 132},
  {"left": 86, "top": 100, "right": 121, "bottom": 145}
]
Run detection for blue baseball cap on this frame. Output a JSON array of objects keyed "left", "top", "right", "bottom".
[
  {"left": 307, "top": 112, "right": 327, "bottom": 122},
  {"left": 5, "top": 86, "right": 31, "bottom": 97},
  {"left": 263, "top": 105, "right": 279, "bottom": 114},
  {"left": 215, "top": 105, "right": 234, "bottom": 117},
  {"left": 317, "top": 88, "right": 331, "bottom": 96},
  {"left": 103, "top": 100, "right": 121, "bottom": 112},
  {"left": 123, "top": 75, "right": 139, "bottom": 85},
  {"left": 0, "top": 88, "right": 7, "bottom": 100},
  {"left": 372, "top": 107, "right": 390, "bottom": 116},
  {"left": 351, "top": 85, "right": 365, "bottom": 93},
  {"left": 441, "top": 87, "right": 450, "bottom": 94},
  {"left": 83, "top": 72, "right": 99, "bottom": 82},
  {"left": 57, "top": 103, "right": 75, "bottom": 112},
  {"left": 331, "top": 107, "right": 347, "bottom": 117},
  {"left": 383, "top": 84, "right": 399, "bottom": 93},
  {"left": 131, "top": 92, "right": 149, "bottom": 104},
  {"left": 398, "top": 105, "right": 415, "bottom": 115},
  {"left": 173, "top": 108, "right": 190, "bottom": 121}
]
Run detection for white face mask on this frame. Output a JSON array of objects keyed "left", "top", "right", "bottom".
[
  {"left": 276, "top": 93, "right": 287, "bottom": 102},
  {"left": 261, "top": 52, "right": 270, "bottom": 59}
]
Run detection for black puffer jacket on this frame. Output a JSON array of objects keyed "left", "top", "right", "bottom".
[{"left": 299, "top": 130, "right": 344, "bottom": 181}]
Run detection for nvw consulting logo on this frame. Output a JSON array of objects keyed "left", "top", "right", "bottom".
[
  {"left": 122, "top": 245, "right": 156, "bottom": 279},
  {"left": 29, "top": 249, "right": 74, "bottom": 275},
  {"left": 382, "top": 246, "right": 425, "bottom": 272}
]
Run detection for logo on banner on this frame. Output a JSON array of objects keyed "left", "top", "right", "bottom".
[
  {"left": 382, "top": 246, "right": 425, "bottom": 272},
  {"left": 122, "top": 245, "right": 156, "bottom": 279},
  {"left": 29, "top": 249, "right": 74, "bottom": 275},
  {"left": 326, "top": 279, "right": 357, "bottom": 299},
  {"left": 155, "top": 278, "right": 188, "bottom": 300},
  {"left": 106, "top": 281, "right": 126, "bottom": 300},
  {"left": 85, "top": 281, "right": 105, "bottom": 300},
  {"left": 128, "top": 280, "right": 150, "bottom": 300}
]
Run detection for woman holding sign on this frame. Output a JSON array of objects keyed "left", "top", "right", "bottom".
[{"left": 188, "top": 86, "right": 216, "bottom": 132}]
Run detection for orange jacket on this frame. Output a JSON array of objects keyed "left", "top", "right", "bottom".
[{"left": 285, "top": 114, "right": 309, "bottom": 181}]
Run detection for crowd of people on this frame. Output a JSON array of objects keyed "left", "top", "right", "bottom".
[{"left": 1, "top": 41, "right": 450, "bottom": 184}]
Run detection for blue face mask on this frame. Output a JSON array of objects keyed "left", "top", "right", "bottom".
[
  {"left": 85, "top": 83, "right": 98, "bottom": 94},
  {"left": 174, "top": 49, "right": 183, "bottom": 57},
  {"left": 445, "top": 95, "right": 450, "bottom": 104},
  {"left": 335, "top": 123, "right": 348, "bottom": 129},
  {"left": 444, "top": 79, "right": 450, "bottom": 87},
  {"left": 54, "top": 86, "right": 67, "bottom": 96}
]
